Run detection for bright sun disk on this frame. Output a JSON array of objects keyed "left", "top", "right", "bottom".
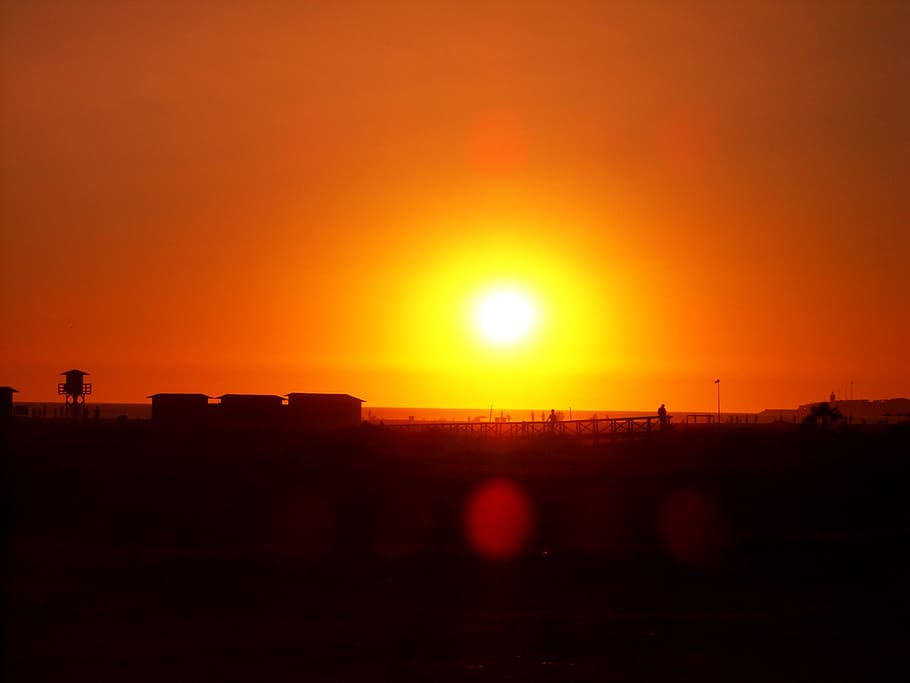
[{"left": 474, "top": 289, "right": 537, "bottom": 345}]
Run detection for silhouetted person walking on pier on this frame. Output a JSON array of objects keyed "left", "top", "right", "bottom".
[
  {"left": 658, "top": 403, "right": 668, "bottom": 428},
  {"left": 547, "top": 409, "right": 557, "bottom": 432}
]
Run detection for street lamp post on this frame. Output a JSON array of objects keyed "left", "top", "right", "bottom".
[{"left": 714, "top": 379, "right": 721, "bottom": 424}]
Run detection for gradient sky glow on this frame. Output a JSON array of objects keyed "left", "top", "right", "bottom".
[{"left": 2, "top": 1, "right": 908, "bottom": 411}]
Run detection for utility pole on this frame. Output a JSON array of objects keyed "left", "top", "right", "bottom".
[{"left": 714, "top": 379, "right": 721, "bottom": 423}]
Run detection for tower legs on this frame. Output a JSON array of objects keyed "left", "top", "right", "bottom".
[{"left": 65, "top": 393, "right": 86, "bottom": 419}]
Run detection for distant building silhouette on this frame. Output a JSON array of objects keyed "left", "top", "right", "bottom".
[
  {"left": 148, "top": 393, "right": 211, "bottom": 423},
  {"left": 756, "top": 397, "right": 910, "bottom": 424},
  {"left": 147, "top": 390, "right": 366, "bottom": 431},
  {"left": 217, "top": 394, "right": 285, "bottom": 425},
  {"left": 0, "top": 386, "right": 18, "bottom": 420},
  {"left": 801, "top": 398, "right": 910, "bottom": 423},
  {"left": 286, "top": 393, "right": 364, "bottom": 431},
  {"left": 757, "top": 408, "right": 801, "bottom": 423},
  {"left": 58, "top": 369, "right": 91, "bottom": 419}
]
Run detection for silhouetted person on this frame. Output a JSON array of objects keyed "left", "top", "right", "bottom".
[
  {"left": 658, "top": 403, "right": 668, "bottom": 427},
  {"left": 547, "top": 409, "right": 557, "bottom": 431}
]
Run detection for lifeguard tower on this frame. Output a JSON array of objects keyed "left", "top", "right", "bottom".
[{"left": 59, "top": 369, "right": 92, "bottom": 418}]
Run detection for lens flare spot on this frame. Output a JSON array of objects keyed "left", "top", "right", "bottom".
[
  {"left": 464, "top": 478, "right": 534, "bottom": 559},
  {"left": 466, "top": 110, "right": 528, "bottom": 174},
  {"left": 659, "top": 490, "right": 728, "bottom": 567}
]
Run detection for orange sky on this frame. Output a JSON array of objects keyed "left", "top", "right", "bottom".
[{"left": 2, "top": 1, "right": 908, "bottom": 411}]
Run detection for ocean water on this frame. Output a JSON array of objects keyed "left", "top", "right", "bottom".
[
  {"left": 365, "top": 407, "right": 764, "bottom": 424},
  {"left": 16, "top": 402, "right": 758, "bottom": 424},
  {"left": 17, "top": 403, "right": 656, "bottom": 422},
  {"left": 368, "top": 406, "right": 669, "bottom": 423}
]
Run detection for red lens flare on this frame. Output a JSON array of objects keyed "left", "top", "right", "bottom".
[
  {"left": 659, "top": 489, "right": 728, "bottom": 568},
  {"left": 463, "top": 478, "right": 534, "bottom": 559},
  {"left": 466, "top": 110, "right": 529, "bottom": 175}
]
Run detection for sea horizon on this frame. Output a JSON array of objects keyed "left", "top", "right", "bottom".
[{"left": 15, "top": 401, "right": 766, "bottom": 422}]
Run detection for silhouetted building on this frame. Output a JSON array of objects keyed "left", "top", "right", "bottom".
[
  {"left": 757, "top": 397, "right": 910, "bottom": 424},
  {"left": 801, "top": 398, "right": 910, "bottom": 423},
  {"left": 58, "top": 369, "right": 91, "bottom": 418},
  {"left": 286, "top": 393, "right": 364, "bottom": 431},
  {"left": 148, "top": 393, "right": 211, "bottom": 423},
  {"left": 757, "top": 408, "right": 801, "bottom": 423},
  {"left": 0, "top": 386, "right": 18, "bottom": 419},
  {"left": 217, "top": 394, "right": 285, "bottom": 426}
]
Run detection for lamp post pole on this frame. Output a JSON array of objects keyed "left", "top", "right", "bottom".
[{"left": 714, "top": 379, "right": 721, "bottom": 424}]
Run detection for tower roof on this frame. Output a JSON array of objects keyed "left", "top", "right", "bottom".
[{"left": 60, "top": 369, "right": 90, "bottom": 376}]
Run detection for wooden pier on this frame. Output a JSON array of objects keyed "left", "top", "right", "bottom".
[{"left": 383, "top": 415, "right": 670, "bottom": 437}]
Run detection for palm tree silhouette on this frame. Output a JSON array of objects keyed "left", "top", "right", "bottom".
[{"left": 802, "top": 402, "right": 844, "bottom": 428}]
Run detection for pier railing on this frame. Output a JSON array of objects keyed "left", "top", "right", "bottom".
[{"left": 383, "top": 415, "right": 670, "bottom": 437}]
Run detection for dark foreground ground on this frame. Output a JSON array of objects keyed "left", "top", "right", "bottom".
[{"left": 4, "top": 422, "right": 909, "bottom": 681}]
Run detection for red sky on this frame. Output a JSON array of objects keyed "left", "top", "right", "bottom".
[{"left": 2, "top": 1, "right": 908, "bottom": 411}]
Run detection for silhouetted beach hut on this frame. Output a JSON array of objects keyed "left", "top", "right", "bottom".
[
  {"left": 148, "top": 393, "right": 211, "bottom": 423},
  {"left": 0, "top": 386, "right": 18, "bottom": 419},
  {"left": 286, "top": 393, "right": 364, "bottom": 430},
  {"left": 217, "top": 394, "right": 285, "bottom": 425}
]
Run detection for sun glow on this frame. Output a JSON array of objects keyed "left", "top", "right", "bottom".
[
  {"left": 474, "top": 288, "right": 538, "bottom": 346},
  {"left": 392, "top": 211, "right": 617, "bottom": 407}
]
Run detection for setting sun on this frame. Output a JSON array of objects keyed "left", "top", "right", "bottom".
[
  {"left": 3, "top": 4, "right": 908, "bottom": 677},
  {"left": 1, "top": 1, "right": 908, "bottom": 414},
  {"left": 473, "top": 289, "right": 538, "bottom": 346}
]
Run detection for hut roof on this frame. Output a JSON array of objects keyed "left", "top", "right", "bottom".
[
  {"left": 285, "top": 392, "right": 364, "bottom": 402},
  {"left": 147, "top": 393, "right": 211, "bottom": 399}
]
